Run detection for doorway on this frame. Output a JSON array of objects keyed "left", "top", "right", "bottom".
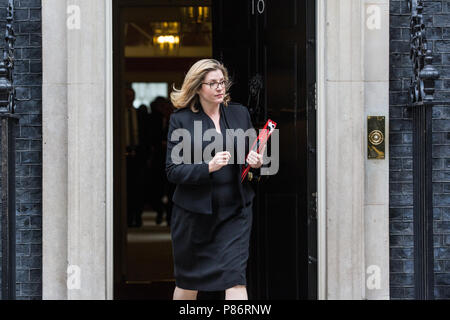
[{"left": 113, "top": 0, "right": 317, "bottom": 300}]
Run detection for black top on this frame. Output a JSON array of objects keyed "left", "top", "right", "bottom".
[{"left": 205, "top": 106, "right": 241, "bottom": 209}]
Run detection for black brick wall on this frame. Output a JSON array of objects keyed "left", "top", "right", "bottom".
[
  {"left": 0, "top": 0, "right": 42, "bottom": 300},
  {"left": 390, "top": 0, "right": 450, "bottom": 300}
]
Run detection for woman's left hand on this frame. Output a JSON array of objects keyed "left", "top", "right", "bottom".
[{"left": 246, "top": 144, "right": 266, "bottom": 169}]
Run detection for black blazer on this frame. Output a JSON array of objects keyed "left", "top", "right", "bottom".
[{"left": 165, "top": 101, "right": 261, "bottom": 215}]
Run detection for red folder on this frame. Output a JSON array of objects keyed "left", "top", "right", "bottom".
[{"left": 241, "top": 119, "right": 277, "bottom": 183}]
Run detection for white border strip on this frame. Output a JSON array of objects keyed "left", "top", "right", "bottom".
[
  {"left": 317, "top": 0, "right": 327, "bottom": 300},
  {"left": 105, "top": 0, "right": 114, "bottom": 300}
]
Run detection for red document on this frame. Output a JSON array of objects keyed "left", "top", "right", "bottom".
[{"left": 241, "top": 119, "right": 277, "bottom": 183}]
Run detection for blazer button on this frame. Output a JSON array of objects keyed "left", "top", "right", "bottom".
[{"left": 248, "top": 171, "right": 253, "bottom": 181}]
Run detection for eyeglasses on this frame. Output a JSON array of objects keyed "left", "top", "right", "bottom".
[{"left": 201, "top": 80, "right": 228, "bottom": 90}]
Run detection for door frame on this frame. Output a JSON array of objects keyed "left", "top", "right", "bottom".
[
  {"left": 106, "top": 0, "right": 114, "bottom": 300},
  {"left": 107, "top": 0, "right": 326, "bottom": 300},
  {"left": 316, "top": 0, "right": 326, "bottom": 301},
  {"left": 41, "top": 0, "right": 392, "bottom": 300}
]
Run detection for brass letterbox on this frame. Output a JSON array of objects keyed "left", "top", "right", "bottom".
[{"left": 368, "top": 116, "right": 385, "bottom": 160}]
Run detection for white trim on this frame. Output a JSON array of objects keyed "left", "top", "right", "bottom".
[
  {"left": 65, "top": 0, "right": 110, "bottom": 299},
  {"left": 316, "top": 0, "right": 327, "bottom": 301},
  {"left": 105, "top": 0, "right": 114, "bottom": 301},
  {"left": 42, "top": 0, "right": 69, "bottom": 300}
]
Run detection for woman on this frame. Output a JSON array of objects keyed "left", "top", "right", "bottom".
[{"left": 166, "top": 59, "right": 265, "bottom": 300}]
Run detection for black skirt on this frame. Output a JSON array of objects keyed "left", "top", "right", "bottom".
[{"left": 170, "top": 199, "right": 253, "bottom": 291}]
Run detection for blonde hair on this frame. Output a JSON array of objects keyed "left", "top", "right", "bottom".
[{"left": 170, "top": 59, "right": 232, "bottom": 113}]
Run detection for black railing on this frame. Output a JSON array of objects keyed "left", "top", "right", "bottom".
[
  {"left": 0, "top": 0, "right": 18, "bottom": 300},
  {"left": 408, "top": 0, "right": 441, "bottom": 300}
]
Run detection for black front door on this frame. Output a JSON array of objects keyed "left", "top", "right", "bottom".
[{"left": 212, "top": 0, "right": 317, "bottom": 299}]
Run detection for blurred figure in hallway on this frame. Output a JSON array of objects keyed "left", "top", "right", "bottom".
[
  {"left": 147, "top": 96, "right": 175, "bottom": 226},
  {"left": 125, "top": 87, "right": 148, "bottom": 228}
]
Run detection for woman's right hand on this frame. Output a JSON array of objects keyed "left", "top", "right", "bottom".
[{"left": 208, "top": 151, "right": 231, "bottom": 173}]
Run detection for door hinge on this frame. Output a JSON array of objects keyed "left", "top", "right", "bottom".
[
  {"left": 308, "top": 255, "right": 318, "bottom": 265},
  {"left": 311, "top": 192, "right": 318, "bottom": 220}
]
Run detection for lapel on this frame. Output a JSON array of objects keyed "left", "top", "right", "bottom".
[
  {"left": 194, "top": 102, "right": 247, "bottom": 174},
  {"left": 221, "top": 104, "right": 248, "bottom": 182}
]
